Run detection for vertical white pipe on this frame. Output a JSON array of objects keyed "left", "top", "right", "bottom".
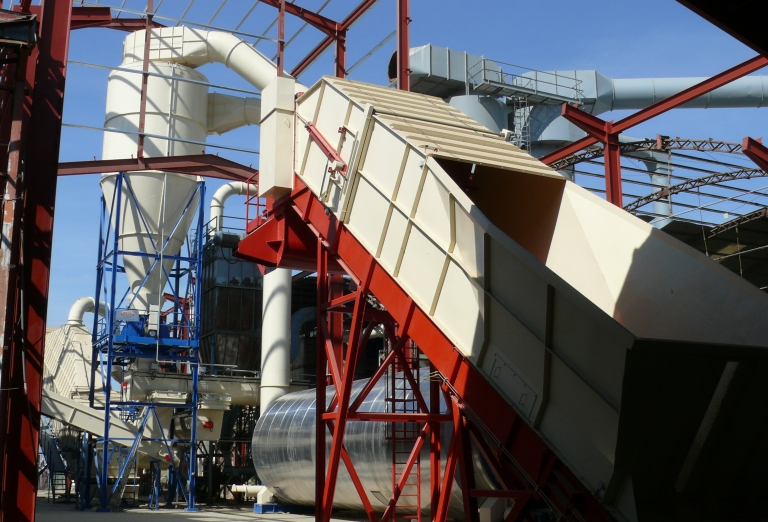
[{"left": 260, "top": 268, "right": 292, "bottom": 413}]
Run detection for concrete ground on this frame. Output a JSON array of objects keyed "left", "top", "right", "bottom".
[{"left": 36, "top": 499, "right": 364, "bottom": 522}]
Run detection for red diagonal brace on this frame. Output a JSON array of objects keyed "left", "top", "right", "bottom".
[
  {"left": 291, "top": 0, "right": 378, "bottom": 78},
  {"left": 380, "top": 423, "right": 431, "bottom": 522},
  {"left": 327, "top": 420, "right": 378, "bottom": 521},
  {"left": 542, "top": 54, "right": 768, "bottom": 167},
  {"left": 560, "top": 104, "right": 623, "bottom": 206},
  {"left": 306, "top": 122, "right": 347, "bottom": 176},
  {"left": 260, "top": 0, "right": 341, "bottom": 37},
  {"left": 321, "top": 260, "right": 373, "bottom": 522}
]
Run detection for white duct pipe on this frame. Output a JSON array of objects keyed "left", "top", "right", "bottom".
[
  {"left": 67, "top": 297, "right": 107, "bottom": 326},
  {"left": 230, "top": 484, "right": 267, "bottom": 496},
  {"left": 210, "top": 181, "right": 249, "bottom": 232},
  {"left": 124, "top": 27, "right": 306, "bottom": 92},
  {"left": 260, "top": 268, "right": 293, "bottom": 413},
  {"left": 610, "top": 76, "right": 768, "bottom": 111},
  {"left": 207, "top": 92, "right": 262, "bottom": 135}
]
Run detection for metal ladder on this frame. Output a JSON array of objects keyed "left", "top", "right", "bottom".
[
  {"left": 386, "top": 343, "right": 421, "bottom": 522},
  {"left": 108, "top": 440, "right": 140, "bottom": 508},
  {"left": 509, "top": 95, "right": 531, "bottom": 151},
  {"left": 49, "top": 472, "right": 70, "bottom": 503}
]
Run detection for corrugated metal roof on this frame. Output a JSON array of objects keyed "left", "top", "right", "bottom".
[{"left": 326, "top": 77, "right": 563, "bottom": 179}]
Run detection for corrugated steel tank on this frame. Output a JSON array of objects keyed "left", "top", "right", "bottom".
[{"left": 252, "top": 369, "right": 495, "bottom": 514}]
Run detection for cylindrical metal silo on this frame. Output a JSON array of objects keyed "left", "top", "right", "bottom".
[{"left": 252, "top": 369, "right": 496, "bottom": 515}]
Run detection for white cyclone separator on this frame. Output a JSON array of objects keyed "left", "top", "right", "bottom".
[{"left": 101, "top": 26, "right": 303, "bottom": 314}]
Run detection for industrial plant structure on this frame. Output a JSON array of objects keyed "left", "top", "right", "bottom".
[{"left": 2, "top": 1, "right": 768, "bottom": 522}]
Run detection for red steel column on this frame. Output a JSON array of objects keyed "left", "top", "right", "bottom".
[
  {"left": 0, "top": 0, "right": 72, "bottom": 520},
  {"left": 315, "top": 242, "right": 328, "bottom": 521},
  {"left": 396, "top": 0, "right": 410, "bottom": 91},
  {"left": 277, "top": 0, "right": 286, "bottom": 77},
  {"left": 136, "top": 0, "right": 153, "bottom": 158},
  {"left": 604, "top": 128, "right": 623, "bottom": 206},
  {"left": 0, "top": 52, "right": 29, "bottom": 356},
  {"left": 558, "top": 104, "right": 625, "bottom": 207},
  {"left": 429, "top": 363, "right": 441, "bottom": 521},
  {"left": 335, "top": 30, "right": 346, "bottom": 78}
]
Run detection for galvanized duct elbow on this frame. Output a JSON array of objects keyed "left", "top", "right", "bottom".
[
  {"left": 67, "top": 297, "right": 107, "bottom": 326},
  {"left": 210, "top": 181, "right": 249, "bottom": 232}
]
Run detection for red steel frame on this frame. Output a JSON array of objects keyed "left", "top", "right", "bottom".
[
  {"left": 541, "top": 54, "right": 768, "bottom": 207},
  {"left": 236, "top": 173, "right": 613, "bottom": 522},
  {"left": 742, "top": 136, "right": 768, "bottom": 173},
  {"left": 312, "top": 237, "right": 454, "bottom": 522},
  {"left": 396, "top": 0, "right": 410, "bottom": 91},
  {"left": 288, "top": 0, "right": 379, "bottom": 79},
  {"left": 0, "top": 1, "right": 72, "bottom": 520},
  {"left": 70, "top": 6, "right": 163, "bottom": 32}
]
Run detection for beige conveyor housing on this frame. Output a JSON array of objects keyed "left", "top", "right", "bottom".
[{"left": 254, "top": 76, "right": 768, "bottom": 522}]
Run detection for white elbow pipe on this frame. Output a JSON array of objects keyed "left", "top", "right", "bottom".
[
  {"left": 67, "top": 297, "right": 107, "bottom": 325},
  {"left": 211, "top": 181, "right": 249, "bottom": 232},
  {"left": 125, "top": 27, "right": 306, "bottom": 92}
]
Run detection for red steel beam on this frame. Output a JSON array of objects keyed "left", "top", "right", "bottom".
[
  {"left": 322, "top": 412, "right": 452, "bottom": 422},
  {"left": 458, "top": 413, "right": 480, "bottom": 522},
  {"left": 742, "top": 136, "right": 768, "bottom": 172},
  {"left": 0, "top": 1, "right": 72, "bottom": 520},
  {"left": 559, "top": 105, "right": 624, "bottom": 206},
  {"left": 136, "top": 0, "right": 153, "bottom": 158},
  {"left": 290, "top": 0, "right": 378, "bottom": 78},
  {"left": 541, "top": 54, "right": 768, "bottom": 166},
  {"left": 396, "top": 0, "right": 410, "bottom": 91},
  {"left": 276, "top": 0, "right": 285, "bottom": 77},
  {"left": 70, "top": 6, "right": 163, "bottom": 31},
  {"left": 315, "top": 243, "right": 328, "bottom": 522},
  {"left": 57, "top": 155, "right": 257, "bottom": 181},
  {"left": 260, "top": 0, "right": 340, "bottom": 37}
]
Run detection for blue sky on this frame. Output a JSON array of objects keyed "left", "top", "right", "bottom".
[{"left": 50, "top": 0, "right": 767, "bottom": 325}]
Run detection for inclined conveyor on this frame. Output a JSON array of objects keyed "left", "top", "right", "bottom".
[{"left": 238, "top": 77, "right": 768, "bottom": 522}]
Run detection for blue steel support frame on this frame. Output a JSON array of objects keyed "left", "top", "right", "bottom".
[{"left": 84, "top": 172, "right": 205, "bottom": 512}]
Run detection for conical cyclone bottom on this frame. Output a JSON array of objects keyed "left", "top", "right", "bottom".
[{"left": 100, "top": 171, "right": 201, "bottom": 312}]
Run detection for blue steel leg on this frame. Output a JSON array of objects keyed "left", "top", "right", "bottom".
[
  {"left": 185, "top": 363, "right": 199, "bottom": 512},
  {"left": 99, "top": 173, "right": 123, "bottom": 512}
]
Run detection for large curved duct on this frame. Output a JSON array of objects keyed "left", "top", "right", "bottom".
[
  {"left": 210, "top": 181, "right": 249, "bottom": 232},
  {"left": 253, "top": 369, "right": 494, "bottom": 514},
  {"left": 67, "top": 297, "right": 107, "bottom": 326}
]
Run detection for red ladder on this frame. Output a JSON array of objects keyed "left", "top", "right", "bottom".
[{"left": 386, "top": 342, "right": 422, "bottom": 522}]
